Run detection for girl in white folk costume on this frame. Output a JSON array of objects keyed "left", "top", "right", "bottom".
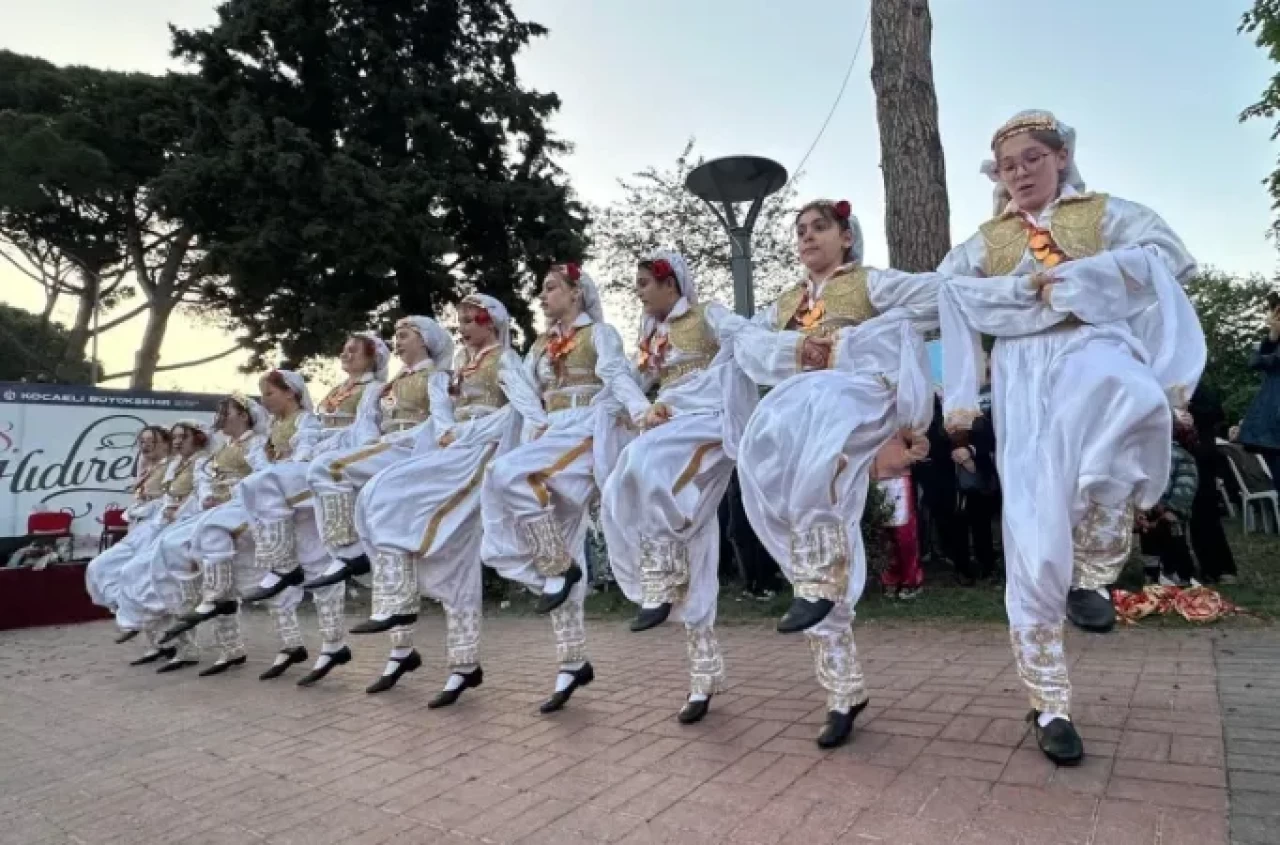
[
  {"left": 735, "top": 200, "right": 939, "bottom": 749},
  {"left": 242, "top": 333, "right": 388, "bottom": 598},
  {"left": 481, "top": 263, "right": 634, "bottom": 713},
  {"left": 161, "top": 374, "right": 323, "bottom": 677},
  {"left": 936, "top": 110, "right": 1204, "bottom": 765},
  {"left": 600, "top": 250, "right": 759, "bottom": 726},
  {"left": 239, "top": 335, "right": 390, "bottom": 686},
  {"left": 87, "top": 425, "right": 173, "bottom": 629},
  {"left": 301, "top": 316, "right": 455, "bottom": 591},
  {"left": 352, "top": 295, "right": 544, "bottom": 704},
  {"left": 115, "top": 421, "right": 211, "bottom": 671}
]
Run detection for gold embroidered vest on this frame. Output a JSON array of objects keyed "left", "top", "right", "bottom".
[
  {"left": 266, "top": 412, "right": 301, "bottom": 462},
  {"left": 317, "top": 381, "right": 366, "bottom": 429},
  {"left": 659, "top": 304, "right": 719, "bottom": 390},
  {"left": 381, "top": 367, "right": 433, "bottom": 431},
  {"left": 164, "top": 457, "right": 198, "bottom": 503},
  {"left": 979, "top": 193, "right": 1108, "bottom": 277},
  {"left": 531, "top": 325, "right": 602, "bottom": 412},
  {"left": 137, "top": 461, "right": 167, "bottom": 502},
  {"left": 453, "top": 350, "right": 507, "bottom": 420},
  {"left": 774, "top": 266, "right": 877, "bottom": 337},
  {"left": 209, "top": 438, "right": 254, "bottom": 501}
]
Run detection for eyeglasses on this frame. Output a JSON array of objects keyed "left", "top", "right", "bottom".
[{"left": 996, "top": 149, "right": 1053, "bottom": 179}]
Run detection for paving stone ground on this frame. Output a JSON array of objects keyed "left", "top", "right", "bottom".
[{"left": 0, "top": 611, "right": 1262, "bottom": 844}]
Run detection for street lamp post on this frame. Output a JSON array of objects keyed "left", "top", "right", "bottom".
[{"left": 684, "top": 155, "right": 788, "bottom": 317}]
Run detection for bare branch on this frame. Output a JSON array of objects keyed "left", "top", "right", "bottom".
[
  {"left": 89, "top": 301, "right": 151, "bottom": 336},
  {"left": 97, "top": 344, "right": 242, "bottom": 382}
]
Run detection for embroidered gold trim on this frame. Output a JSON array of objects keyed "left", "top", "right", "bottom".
[
  {"left": 673, "top": 442, "right": 721, "bottom": 496},
  {"left": 1010, "top": 624, "right": 1071, "bottom": 715},
  {"left": 328, "top": 442, "right": 392, "bottom": 483},
  {"left": 806, "top": 625, "right": 868, "bottom": 712},
  {"left": 527, "top": 437, "right": 594, "bottom": 508},
  {"left": 418, "top": 443, "right": 499, "bottom": 555},
  {"left": 550, "top": 598, "right": 588, "bottom": 665},
  {"left": 686, "top": 626, "right": 725, "bottom": 696},
  {"left": 790, "top": 523, "right": 848, "bottom": 603}
]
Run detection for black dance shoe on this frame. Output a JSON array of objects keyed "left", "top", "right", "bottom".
[
  {"left": 296, "top": 646, "right": 352, "bottom": 687},
  {"left": 365, "top": 650, "right": 422, "bottom": 694},
  {"left": 630, "top": 603, "right": 672, "bottom": 633},
  {"left": 535, "top": 565, "right": 583, "bottom": 614},
  {"left": 777, "top": 598, "right": 834, "bottom": 634},
  {"left": 428, "top": 666, "right": 486, "bottom": 709},
  {"left": 258, "top": 646, "right": 308, "bottom": 680},
  {"left": 539, "top": 663, "right": 593, "bottom": 714},
  {"left": 241, "top": 567, "right": 305, "bottom": 603}
]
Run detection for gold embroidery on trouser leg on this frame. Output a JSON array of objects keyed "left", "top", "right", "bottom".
[
  {"left": 1072, "top": 500, "right": 1135, "bottom": 591},
  {"left": 790, "top": 523, "right": 849, "bottom": 603},
  {"left": 318, "top": 492, "right": 358, "bottom": 549},
  {"left": 312, "top": 584, "right": 346, "bottom": 646},
  {"left": 686, "top": 625, "right": 725, "bottom": 696},
  {"left": 389, "top": 628, "right": 414, "bottom": 649},
  {"left": 201, "top": 558, "right": 235, "bottom": 604},
  {"left": 805, "top": 623, "right": 867, "bottom": 712},
  {"left": 524, "top": 513, "right": 574, "bottom": 578},
  {"left": 177, "top": 576, "right": 201, "bottom": 613},
  {"left": 444, "top": 605, "right": 481, "bottom": 669},
  {"left": 252, "top": 518, "right": 296, "bottom": 571},
  {"left": 270, "top": 607, "right": 304, "bottom": 650},
  {"left": 213, "top": 612, "right": 245, "bottom": 661},
  {"left": 550, "top": 598, "right": 588, "bottom": 666},
  {"left": 1010, "top": 624, "right": 1071, "bottom": 715},
  {"left": 173, "top": 628, "right": 199, "bottom": 662},
  {"left": 638, "top": 537, "right": 690, "bottom": 605},
  {"left": 372, "top": 551, "right": 419, "bottom": 618}
]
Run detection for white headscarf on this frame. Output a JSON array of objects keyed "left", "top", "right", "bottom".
[
  {"left": 980, "top": 109, "right": 1086, "bottom": 216},
  {"left": 643, "top": 250, "right": 697, "bottom": 305},
  {"left": 225, "top": 394, "right": 269, "bottom": 436},
  {"left": 398, "top": 315, "right": 455, "bottom": 370},
  {"left": 460, "top": 294, "right": 512, "bottom": 349},
  {"left": 351, "top": 330, "right": 391, "bottom": 381},
  {"left": 553, "top": 263, "right": 605, "bottom": 324},
  {"left": 271, "top": 368, "right": 315, "bottom": 413}
]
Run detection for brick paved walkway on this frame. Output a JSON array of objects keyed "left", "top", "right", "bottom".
[{"left": 0, "top": 612, "right": 1251, "bottom": 844}]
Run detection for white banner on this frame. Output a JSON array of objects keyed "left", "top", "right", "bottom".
[{"left": 0, "top": 383, "right": 223, "bottom": 548}]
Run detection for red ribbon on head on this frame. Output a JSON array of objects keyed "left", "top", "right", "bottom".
[
  {"left": 833, "top": 200, "right": 852, "bottom": 220},
  {"left": 562, "top": 262, "right": 581, "bottom": 282},
  {"left": 651, "top": 258, "right": 673, "bottom": 281},
  {"left": 464, "top": 303, "right": 492, "bottom": 325}
]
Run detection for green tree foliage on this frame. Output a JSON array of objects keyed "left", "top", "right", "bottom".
[
  {"left": 1242, "top": 1, "right": 1280, "bottom": 236},
  {"left": 0, "top": 303, "right": 95, "bottom": 383},
  {"left": 164, "top": 0, "right": 588, "bottom": 362},
  {"left": 0, "top": 51, "right": 213, "bottom": 388},
  {"left": 1184, "top": 269, "right": 1280, "bottom": 423},
  {"left": 588, "top": 139, "right": 799, "bottom": 328}
]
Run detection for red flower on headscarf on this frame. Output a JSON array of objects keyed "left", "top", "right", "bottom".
[
  {"left": 833, "top": 200, "right": 852, "bottom": 220},
  {"left": 463, "top": 302, "right": 491, "bottom": 325},
  {"left": 651, "top": 258, "right": 673, "bottom": 281},
  {"left": 562, "top": 262, "right": 581, "bottom": 282}
]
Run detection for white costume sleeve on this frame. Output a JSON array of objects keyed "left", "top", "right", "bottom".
[
  {"left": 343, "top": 381, "right": 387, "bottom": 450},
  {"left": 289, "top": 411, "right": 325, "bottom": 464},
  {"left": 702, "top": 302, "right": 760, "bottom": 460},
  {"left": 596, "top": 322, "right": 649, "bottom": 419},
  {"left": 730, "top": 301, "right": 809, "bottom": 388},
  {"left": 244, "top": 434, "right": 271, "bottom": 473}
]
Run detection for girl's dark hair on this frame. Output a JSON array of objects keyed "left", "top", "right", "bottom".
[
  {"left": 170, "top": 422, "right": 209, "bottom": 449},
  {"left": 1025, "top": 128, "right": 1065, "bottom": 152},
  {"left": 137, "top": 425, "right": 172, "bottom": 447},
  {"left": 213, "top": 397, "right": 251, "bottom": 432},
  {"left": 259, "top": 370, "right": 291, "bottom": 394},
  {"left": 795, "top": 200, "right": 858, "bottom": 262},
  {"left": 637, "top": 259, "right": 679, "bottom": 290},
  {"left": 347, "top": 334, "right": 378, "bottom": 366}
]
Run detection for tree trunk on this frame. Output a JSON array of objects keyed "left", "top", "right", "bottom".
[
  {"left": 60, "top": 264, "right": 99, "bottom": 378},
  {"left": 131, "top": 299, "right": 175, "bottom": 390},
  {"left": 870, "top": 0, "right": 950, "bottom": 272}
]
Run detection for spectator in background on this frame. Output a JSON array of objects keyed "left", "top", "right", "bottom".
[
  {"left": 1238, "top": 301, "right": 1280, "bottom": 482},
  {"left": 952, "top": 401, "right": 999, "bottom": 585},
  {"left": 920, "top": 394, "right": 965, "bottom": 577},
  {"left": 877, "top": 467, "right": 923, "bottom": 599},
  {"left": 1137, "top": 413, "right": 1200, "bottom": 586},
  {"left": 1187, "top": 385, "right": 1238, "bottom": 584}
]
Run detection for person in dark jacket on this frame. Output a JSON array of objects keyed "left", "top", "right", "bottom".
[
  {"left": 1187, "top": 385, "right": 1238, "bottom": 584},
  {"left": 1239, "top": 305, "right": 1280, "bottom": 482}
]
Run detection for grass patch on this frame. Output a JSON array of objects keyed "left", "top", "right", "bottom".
[{"left": 482, "top": 524, "right": 1279, "bottom": 629}]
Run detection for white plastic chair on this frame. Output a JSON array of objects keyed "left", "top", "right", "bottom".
[{"left": 1223, "top": 453, "right": 1280, "bottom": 534}]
